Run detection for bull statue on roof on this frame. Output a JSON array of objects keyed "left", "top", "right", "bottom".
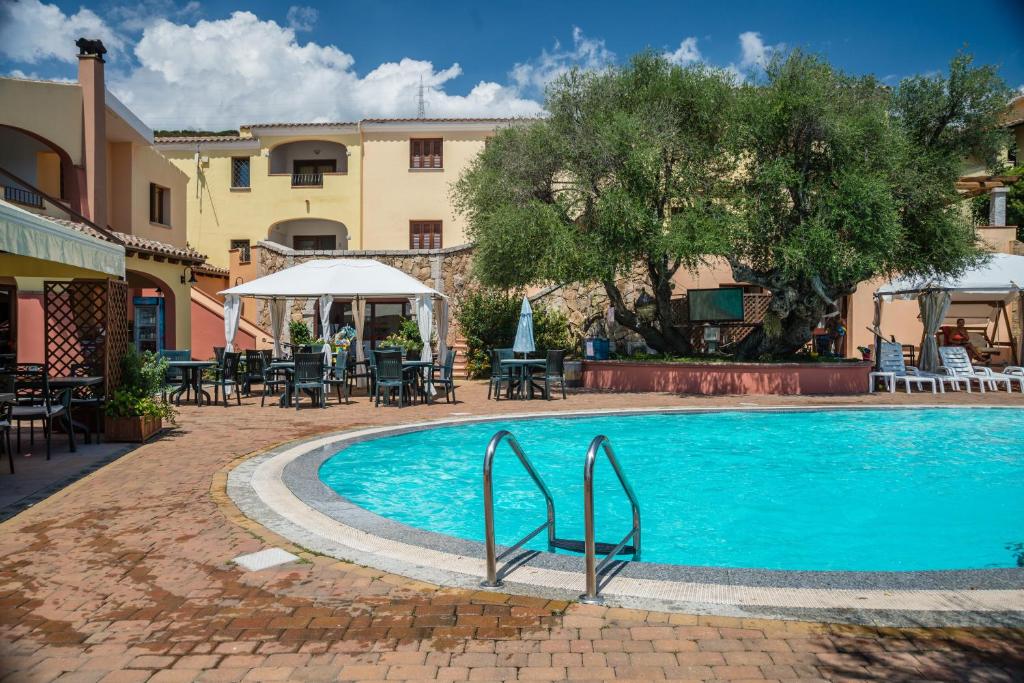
[{"left": 75, "top": 38, "right": 106, "bottom": 60}]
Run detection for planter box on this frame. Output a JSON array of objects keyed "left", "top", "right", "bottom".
[
  {"left": 583, "top": 360, "right": 872, "bottom": 396},
  {"left": 105, "top": 415, "right": 163, "bottom": 442}
]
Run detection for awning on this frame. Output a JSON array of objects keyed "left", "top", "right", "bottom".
[
  {"left": 877, "top": 254, "right": 1024, "bottom": 301},
  {"left": 0, "top": 200, "right": 125, "bottom": 277}
]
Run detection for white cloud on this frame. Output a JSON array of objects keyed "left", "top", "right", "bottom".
[
  {"left": 510, "top": 27, "right": 615, "bottom": 94},
  {"left": 737, "top": 31, "right": 783, "bottom": 70},
  {"left": 663, "top": 37, "right": 701, "bottom": 66},
  {"left": 285, "top": 5, "right": 318, "bottom": 33},
  {"left": 108, "top": 11, "right": 543, "bottom": 128},
  {"left": 0, "top": 0, "right": 125, "bottom": 63}
]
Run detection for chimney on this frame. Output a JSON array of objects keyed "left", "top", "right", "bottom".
[{"left": 76, "top": 38, "right": 108, "bottom": 228}]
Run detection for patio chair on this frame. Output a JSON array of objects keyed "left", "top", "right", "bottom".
[
  {"left": 373, "top": 350, "right": 413, "bottom": 408},
  {"left": 867, "top": 341, "right": 942, "bottom": 394},
  {"left": 208, "top": 351, "right": 242, "bottom": 407},
  {"left": 292, "top": 353, "right": 325, "bottom": 410},
  {"left": 9, "top": 364, "right": 74, "bottom": 459},
  {"left": 324, "top": 348, "right": 350, "bottom": 405},
  {"left": 488, "top": 348, "right": 514, "bottom": 400},
  {"left": 260, "top": 359, "right": 290, "bottom": 408},
  {"left": 938, "top": 346, "right": 1015, "bottom": 393},
  {"left": 69, "top": 361, "right": 104, "bottom": 443},
  {"left": 349, "top": 347, "right": 377, "bottom": 396},
  {"left": 1, "top": 398, "right": 12, "bottom": 474},
  {"left": 538, "top": 349, "right": 568, "bottom": 400},
  {"left": 971, "top": 365, "right": 1024, "bottom": 393},
  {"left": 159, "top": 349, "right": 191, "bottom": 401},
  {"left": 243, "top": 349, "right": 270, "bottom": 395},
  {"left": 432, "top": 348, "right": 457, "bottom": 403},
  {"left": 213, "top": 346, "right": 225, "bottom": 364}
]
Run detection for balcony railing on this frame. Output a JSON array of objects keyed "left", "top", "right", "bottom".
[
  {"left": 291, "top": 172, "right": 323, "bottom": 187},
  {"left": 3, "top": 184, "right": 44, "bottom": 208}
]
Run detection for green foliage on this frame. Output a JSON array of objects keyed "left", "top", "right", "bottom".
[
  {"left": 455, "top": 47, "right": 1013, "bottom": 359},
  {"left": 105, "top": 347, "right": 177, "bottom": 422},
  {"left": 456, "top": 289, "right": 572, "bottom": 378},
  {"left": 380, "top": 318, "right": 424, "bottom": 354},
  {"left": 289, "top": 319, "right": 313, "bottom": 346}
]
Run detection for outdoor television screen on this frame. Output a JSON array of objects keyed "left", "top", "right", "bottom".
[{"left": 687, "top": 288, "right": 745, "bottom": 322}]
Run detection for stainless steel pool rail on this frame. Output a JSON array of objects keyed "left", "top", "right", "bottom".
[
  {"left": 481, "top": 430, "right": 557, "bottom": 587},
  {"left": 580, "top": 435, "right": 642, "bottom": 605}
]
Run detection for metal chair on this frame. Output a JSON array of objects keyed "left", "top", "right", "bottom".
[
  {"left": 432, "top": 348, "right": 458, "bottom": 403},
  {"left": 292, "top": 353, "right": 325, "bottom": 410},
  {"left": 373, "top": 350, "right": 413, "bottom": 407},
  {"left": 324, "top": 348, "right": 350, "bottom": 405}
]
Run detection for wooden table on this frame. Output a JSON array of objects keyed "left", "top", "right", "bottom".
[
  {"left": 500, "top": 359, "right": 547, "bottom": 399},
  {"left": 167, "top": 361, "right": 217, "bottom": 406}
]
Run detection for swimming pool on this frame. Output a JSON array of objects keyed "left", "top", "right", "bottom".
[{"left": 318, "top": 408, "right": 1024, "bottom": 572}]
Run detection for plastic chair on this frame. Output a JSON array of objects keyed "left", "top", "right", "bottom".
[
  {"left": 488, "top": 348, "right": 514, "bottom": 400},
  {"left": 209, "top": 352, "right": 242, "bottom": 407},
  {"left": 9, "top": 364, "right": 73, "bottom": 459},
  {"left": 432, "top": 348, "right": 458, "bottom": 403},
  {"left": 292, "top": 353, "right": 325, "bottom": 410},
  {"left": 373, "top": 350, "right": 412, "bottom": 407},
  {"left": 324, "top": 348, "right": 350, "bottom": 405},
  {"left": 539, "top": 349, "right": 567, "bottom": 400}
]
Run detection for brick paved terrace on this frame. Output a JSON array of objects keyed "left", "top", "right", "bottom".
[{"left": 2, "top": 382, "right": 1024, "bottom": 682}]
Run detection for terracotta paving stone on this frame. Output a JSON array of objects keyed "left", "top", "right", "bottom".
[{"left": 1, "top": 383, "right": 1023, "bottom": 681}]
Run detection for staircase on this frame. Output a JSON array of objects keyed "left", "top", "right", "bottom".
[{"left": 451, "top": 336, "right": 470, "bottom": 379}]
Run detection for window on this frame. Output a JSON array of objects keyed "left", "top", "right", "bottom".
[
  {"left": 149, "top": 183, "right": 170, "bottom": 225},
  {"left": 231, "top": 157, "right": 250, "bottom": 188},
  {"left": 1009, "top": 143, "right": 1018, "bottom": 166},
  {"left": 409, "top": 221, "right": 442, "bottom": 249},
  {"left": 410, "top": 138, "right": 442, "bottom": 169},
  {"left": 230, "top": 239, "right": 251, "bottom": 263},
  {"left": 293, "top": 235, "right": 337, "bottom": 250}
]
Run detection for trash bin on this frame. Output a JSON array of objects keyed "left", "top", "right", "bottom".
[
  {"left": 584, "top": 337, "right": 610, "bottom": 360},
  {"left": 564, "top": 360, "right": 583, "bottom": 388}
]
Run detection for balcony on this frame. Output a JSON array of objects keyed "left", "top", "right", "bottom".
[
  {"left": 291, "top": 172, "right": 323, "bottom": 188},
  {"left": 3, "top": 184, "right": 44, "bottom": 209}
]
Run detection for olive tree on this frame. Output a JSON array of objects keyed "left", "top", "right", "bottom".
[
  {"left": 726, "top": 51, "right": 1012, "bottom": 358},
  {"left": 454, "top": 53, "right": 737, "bottom": 354}
]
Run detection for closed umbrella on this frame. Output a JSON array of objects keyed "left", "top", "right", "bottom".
[{"left": 513, "top": 296, "right": 536, "bottom": 356}]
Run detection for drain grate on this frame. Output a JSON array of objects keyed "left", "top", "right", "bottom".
[{"left": 232, "top": 547, "right": 299, "bottom": 571}]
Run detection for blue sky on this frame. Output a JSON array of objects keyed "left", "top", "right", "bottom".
[{"left": 1, "top": 0, "right": 1021, "bottom": 129}]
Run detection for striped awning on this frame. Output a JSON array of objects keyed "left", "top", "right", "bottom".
[{"left": 0, "top": 200, "right": 125, "bottom": 277}]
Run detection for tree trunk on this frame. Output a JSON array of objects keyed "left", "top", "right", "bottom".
[
  {"left": 601, "top": 275, "right": 693, "bottom": 356},
  {"left": 731, "top": 306, "right": 822, "bottom": 360}
]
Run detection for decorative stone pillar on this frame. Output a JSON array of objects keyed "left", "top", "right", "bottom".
[{"left": 989, "top": 186, "right": 1009, "bottom": 227}]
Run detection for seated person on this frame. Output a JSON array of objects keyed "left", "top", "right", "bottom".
[{"left": 945, "top": 318, "right": 990, "bottom": 363}]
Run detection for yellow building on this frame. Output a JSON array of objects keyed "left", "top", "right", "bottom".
[
  {"left": 0, "top": 40, "right": 203, "bottom": 360},
  {"left": 157, "top": 118, "right": 515, "bottom": 268}
]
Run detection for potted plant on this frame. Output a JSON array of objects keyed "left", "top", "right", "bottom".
[
  {"left": 105, "top": 347, "right": 177, "bottom": 442},
  {"left": 857, "top": 345, "right": 872, "bottom": 361},
  {"left": 380, "top": 318, "right": 425, "bottom": 358}
]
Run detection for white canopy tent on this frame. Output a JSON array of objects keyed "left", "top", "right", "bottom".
[
  {"left": 875, "top": 253, "right": 1024, "bottom": 368},
  {"left": 219, "top": 259, "right": 449, "bottom": 373}
]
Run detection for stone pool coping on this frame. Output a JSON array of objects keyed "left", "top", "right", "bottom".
[{"left": 228, "top": 404, "right": 1024, "bottom": 627}]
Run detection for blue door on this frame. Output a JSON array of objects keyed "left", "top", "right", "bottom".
[{"left": 133, "top": 296, "right": 165, "bottom": 353}]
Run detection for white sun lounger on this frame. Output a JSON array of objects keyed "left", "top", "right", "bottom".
[
  {"left": 938, "top": 346, "right": 1017, "bottom": 393},
  {"left": 869, "top": 341, "right": 945, "bottom": 394}
]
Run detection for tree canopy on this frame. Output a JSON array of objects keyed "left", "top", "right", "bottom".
[{"left": 453, "top": 50, "right": 1013, "bottom": 358}]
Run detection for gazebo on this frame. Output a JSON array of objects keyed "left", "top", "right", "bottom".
[
  {"left": 875, "top": 253, "right": 1024, "bottom": 371},
  {"left": 219, "top": 259, "right": 449, "bottom": 369}
]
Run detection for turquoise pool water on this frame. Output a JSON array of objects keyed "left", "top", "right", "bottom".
[{"left": 318, "top": 409, "right": 1024, "bottom": 572}]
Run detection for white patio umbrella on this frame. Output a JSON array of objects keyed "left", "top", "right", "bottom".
[{"left": 513, "top": 296, "right": 536, "bottom": 356}]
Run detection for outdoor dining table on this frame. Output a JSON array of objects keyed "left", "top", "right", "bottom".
[
  {"left": 167, "top": 360, "right": 217, "bottom": 406},
  {"left": 500, "top": 358, "right": 548, "bottom": 399}
]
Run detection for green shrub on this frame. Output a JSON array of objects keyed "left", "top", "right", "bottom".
[
  {"left": 105, "top": 347, "right": 177, "bottom": 423},
  {"left": 380, "top": 317, "right": 424, "bottom": 355},
  {"left": 456, "top": 288, "right": 573, "bottom": 378},
  {"left": 289, "top": 319, "right": 313, "bottom": 346}
]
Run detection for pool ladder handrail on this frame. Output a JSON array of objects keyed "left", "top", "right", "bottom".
[
  {"left": 481, "top": 430, "right": 557, "bottom": 587},
  {"left": 580, "top": 435, "right": 642, "bottom": 604}
]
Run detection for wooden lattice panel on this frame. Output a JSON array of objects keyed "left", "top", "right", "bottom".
[{"left": 44, "top": 280, "right": 127, "bottom": 398}]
